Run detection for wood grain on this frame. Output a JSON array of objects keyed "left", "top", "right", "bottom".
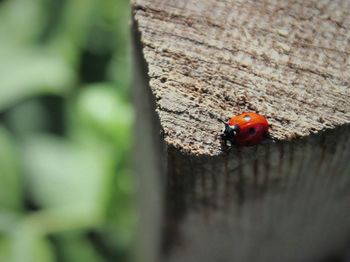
[
  {"left": 132, "top": 1, "right": 350, "bottom": 262},
  {"left": 133, "top": 0, "right": 350, "bottom": 156},
  {"left": 162, "top": 128, "right": 350, "bottom": 262}
]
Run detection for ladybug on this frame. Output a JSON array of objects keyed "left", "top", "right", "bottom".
[{"left": 220, "top": 112, "right": 269, "bottom": 146}]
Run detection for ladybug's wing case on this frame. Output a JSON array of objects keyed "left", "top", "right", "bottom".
[
  {"left": 228, "top": 112, "right": 269, "bottom": 146},
  {"left": 228, "top": 112, "right": 268, "bottom": 128}
]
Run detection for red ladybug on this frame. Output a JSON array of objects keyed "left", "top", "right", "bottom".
[{"left": 220, "top": 112, "right": 269, "bottom": 146}]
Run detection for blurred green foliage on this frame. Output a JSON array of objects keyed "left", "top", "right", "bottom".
[{"left": 0, "top": 0, "right": 134, "bottom": 261}]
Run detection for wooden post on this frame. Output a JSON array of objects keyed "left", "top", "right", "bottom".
[{"left": 132, "top": 1, "right": 350, "bottom": 261}]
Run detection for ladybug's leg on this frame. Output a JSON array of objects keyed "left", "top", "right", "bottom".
[
  {"left": 220, "top": 135, "right": 231, "bottom": 152},
  {"left": 220, "top": 123, "right": 231, "bottom": 140},
  {"left": 261, "top": 132, "right": 275, "bottom": 144},
  {"left": 220, "top": 136, "right": 228, "bottom": 147}
]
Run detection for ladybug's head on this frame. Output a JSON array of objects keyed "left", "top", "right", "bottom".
[{"left": 220, "top": 121, "right": 240, "bottom": 142}]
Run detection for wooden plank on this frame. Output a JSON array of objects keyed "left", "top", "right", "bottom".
[
  {"left": 132, "top": 1, "right": 350, "bottom": 261},
  {"left": 132, "top": 21, "right": 166, "bottom": 262},
  {"left": 162, "top": 130, "right": 350, "bottom": 262},
  {"left": 133, "top": 0, "right": 350, "bottom": 156}
]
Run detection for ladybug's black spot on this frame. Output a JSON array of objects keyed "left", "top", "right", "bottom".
[
  {"left": 249, "top": 127, "right": 256, "bottom": 135},
  {"left": 245, "top": 140, "right": 251, "bottom": 146}
]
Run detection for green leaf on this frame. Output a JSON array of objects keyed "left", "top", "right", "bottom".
[
  {"left": 0, "top": 47, "right": 74, "bottom": 111},
  {"left": 6, "top": 99, "right": 51, "bottom": 137},
  {"left": 72, "top": 83, "right": 133, "bottom": 149},
  {"left": 0, "top": 0, "right": 45, "bottom": 46},
  {"left": 20, "top": 135, "right": 113, "bottom": 233},
  {"left": 0, "top": 221, "right": 54, "bottom": 262},
  {"left": 0, "top": 126, "right": 22, "bottom": 211},
  {"left": 49, "top": 0, "right": 98, "bottom": 65},
  {"left": 49, "top": 232, "right": 104, "bottom": 262},
  {"left": 0, "top": 0, "right": 75, "bottom": 111}
]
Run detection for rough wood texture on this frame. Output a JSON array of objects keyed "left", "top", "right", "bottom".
[
  {"left": 133, "top": 51, "right": 350, "bottom": 261},
  {"left": 133, "top": 0, "right": 350, "bottom": 156},
  {"left": 132, "top": 1, "right": 350, "bottom": 262}
]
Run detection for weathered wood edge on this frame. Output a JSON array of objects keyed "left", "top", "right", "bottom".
[
  {"left": 132, "top": 2, "right": 350, "bottom": 262},
  {"left": 132, "top": 0, "right": 350, "bottom": 156},
  {"left": 132, "top": 14, "right": 167, "bottom": 262}
]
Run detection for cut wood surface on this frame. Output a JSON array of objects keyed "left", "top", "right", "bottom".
[
  {"left": 133, "top": 0, "right": 350, "bottom": 156},
  {"left": 132, "top": 1, "right": 350, "bottom": 262}
]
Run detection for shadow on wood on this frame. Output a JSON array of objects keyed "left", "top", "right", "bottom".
[{"left": 163, "top": 127, "right": 350, "bottom": 262}]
